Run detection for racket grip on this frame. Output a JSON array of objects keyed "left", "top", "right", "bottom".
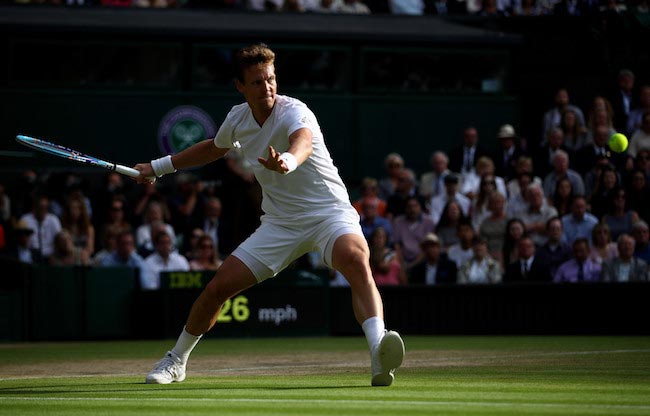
[{"left": 114, "top": 164, "right": 141, "bottom": 178}]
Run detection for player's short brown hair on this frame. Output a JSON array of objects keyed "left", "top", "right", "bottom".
[{"left": 234, "top": 43, "right": 275, "bottom": 82}]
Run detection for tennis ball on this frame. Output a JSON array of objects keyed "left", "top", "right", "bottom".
[{"left": 609, "top": 133, "right": 628, "bottom": 153}]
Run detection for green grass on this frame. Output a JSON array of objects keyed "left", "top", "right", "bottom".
[{"left": 1, "top": 336, "right": 650, "bottom": 415}]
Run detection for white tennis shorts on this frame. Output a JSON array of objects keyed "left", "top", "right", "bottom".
[{"left": 232, "top": 205, "right": 363, "bottom": 282}]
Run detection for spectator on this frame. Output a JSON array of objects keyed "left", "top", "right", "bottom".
[
  {"left": 542, "top": 88, "right": 586, "bottom": 143},
  {"left": 430, "top": 174, "right": 471, "bottom": 224},
  {"left": 132, "top": 182, "right": 168, "bottom": 223},
  {"left": 537, "top": 216, "right": 572, "bottom": 277},
  {"left": 628, "top": 111, "right": 650, "bottom": 158},
  {"left": 435, "top": 200, "right": 467, "bottom": 249},
  {"left": 49, "top": 230, "right": 89, "bottom": 266},
  {"left": 141, "top": 232, "right": 189, "bottom": 290},
  {"left": 627, "top": 169, "right": 650, "bottom": 223},
  {"left": 336, "top": 0, "right": 372, "bottom": 13},
  {"left": 408, "top": 233, "right": 457, "bottom": 285},
  {"left": 169, "top": 173, "right": 204, "bottom": 233},
  {"left": 368, "top": 227, "right": 405, "bottom": 286},
  {"left": 632, "top": 220, "right": 650, "bottom": 263},
  {"left": 135, "top": 201, "right": 176, "bottom": 254},
  {"left": 609, "top": 69, "right": 636, "bottom": 133},
  {"left": 92, "top": 224, "right": 121, "bottom": 266},
  {"left": 478, "top": 192, "right": 508, "bottom": 265},
  {"left": 189, "top": 235, "right": 223, "bottom": 271},
  {"left": 0, "top": 183, "right": 10, "bottom": 223},
  {"left": 458, "top": 237, "right": 502, "bottom": 284},
  {"left": 553, "top": 0, "right": 594, "bottom": 15},
  {"left": 502, "top": 218, "right": 526, "bottom": 266},
  {"left": 183, "top": 228, "right": 205, "bottom": 262},
  {"left": 194, "top": 197, "right": 228, "bottom": 256},
  {"left": 19, "top": 195, "right": 62, "bottom": 260},
  {"left": 504, "top": 236, "right": 552, "bottom": 282},
  {"left": 61, "top": 195, "right": 95, "bottom": 257},
  {"left": 1, "top": 220, "right": 42, "bottom": 264},
  {"left": 506, "top": 171, "right": 533, "bottom": 217},
  {"left": 626, "top": 85, "right": 650, "bottom": 136},
  {"left": 352, "top": 177, "right": 387, "bottom": 218},
  {"left": 588, "top": 166, "right": 619, "bottom": 220},
  {"left": 602, "top": 187, "right": 639, "bottom": 241},
  {"left": 448, "top": 126, "right": 489, "bottom": 175},
  {"left": 515, "top": 184, "right": 558, "bottom": 246},
  {"left": 542, "top": 150, "right": 585, "bottom": 198},
  {"left": 378, "top": 153, "right": 404, "bottom": 200},
  {"left": 536, "top": 128, "right": 574, "bottom": 178},
  {"left": 419, "top": 151, "right": 452, "bottom": 201},
  {"left": 576, "top": 125, "right": 626, "bottom": 175},
  {"left": 101, "top": 198, "right": 132, "bottom": 239},
  {"left": 393, "top": 196, "right": 435, "bottom": 270},
  {"left": 492, "top": 124, "right": 525, "bottom": 182},
  {"left": 385, "top": 168, "right": 424, "bottom": 220},
  {"left": 585, "top": 96, "right": 616, "bottom": 143},
  {"left": 460, "top": 156, "right": 507, "bottom": 200},
  {"left": 554, "top": 238, "right": 601, "bottom": 282},
  {"left": 602, "top": 234, "right": 649, "bottom": 282},
  {"left": 506, "top": 156, "right": 542, "bottom": 199},
  {"left": 388, "top": 0, "right": 423, "bottom": 14},
  {"left": 559, "top": 109, "right": 589, "bottom": 152},
  {"left": 360, "top": 197, "right": 392, "bottom": 243},
  {"left": 583, "top": 156, "right": 614, "bottom": 197},
  {"left": 513, "top": 0, "right": 541, "bottom": 15},
  {"left": 470, "top": 174, "right": 500, "bottom": 231},
  {"left": 100, "top": 231, "right": 146, "bottom": 269},
  {"left": 589, "top": 223, "right": 619, "bottom": 265},
  {"left": 551, "top": 177, "right": 574, "bottom": 217},
  {"left": 447, "top": 220, "right": 475, "bottom": 269},
  {"left": 561, "top": 196, "right": 598, "bottom": 244}
]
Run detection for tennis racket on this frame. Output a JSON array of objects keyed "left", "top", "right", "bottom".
[{"left": 16, "top": 135, "right": 141, "bottom": 178}]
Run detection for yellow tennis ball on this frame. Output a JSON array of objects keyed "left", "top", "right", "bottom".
[{"left": 609, "top": 133, "right": 628, "bottom": 153}]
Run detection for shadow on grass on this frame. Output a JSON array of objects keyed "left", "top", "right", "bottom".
[{"left": 0, "top": 381, "right": 369, "bottom": 396}]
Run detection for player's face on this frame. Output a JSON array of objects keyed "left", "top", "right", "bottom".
[{"left": 237, "top": 63, "right": 277, "bottom": 115}]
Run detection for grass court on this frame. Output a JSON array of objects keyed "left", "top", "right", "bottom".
[{"left": 1, "top": 336, "right": 649, "bottom": 415}]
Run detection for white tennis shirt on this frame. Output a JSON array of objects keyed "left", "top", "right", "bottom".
[{"left": 214, "top": 95, "right": 351, "bottom": 221}]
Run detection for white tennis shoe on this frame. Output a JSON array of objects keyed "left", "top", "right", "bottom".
[
  {"left": 145, "top": 351, "right": 186, "bottom": 384},
  {"left": 371, "top": 330, "right": 405, "bottom": 387}
]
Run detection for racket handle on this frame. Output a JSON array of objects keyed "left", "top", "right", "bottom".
[{"left": 114, "top": 164, "right": 141, "bottom": 178}]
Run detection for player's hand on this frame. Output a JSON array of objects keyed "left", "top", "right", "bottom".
[
  {"left": 134, "top": 163, "right": 157, "bottom": 184},
  {"left": 257, "top": 146, "right": 289, "bottom": 174}
]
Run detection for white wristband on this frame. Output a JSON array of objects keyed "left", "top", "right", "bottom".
[
  {"left": 151, "top": 155, "right": 176, "bottom": 177},
  {"left": 279, "top": 152, "right": 298, "bottom": 174}
]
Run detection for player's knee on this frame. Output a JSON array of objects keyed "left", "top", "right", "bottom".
[
  {"left": 338, "top": 246, "right": 370, "bottom": 275},
  {"left": 203, "top": 276, "right": 231, "bottom": 305}
]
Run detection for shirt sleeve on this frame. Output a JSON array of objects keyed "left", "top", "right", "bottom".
[
  {"left": 213, "top": 112, "right": 235, "bottom": 149},
  {"left": 285, "top": 103, "right": 319, "bottom": 138}
]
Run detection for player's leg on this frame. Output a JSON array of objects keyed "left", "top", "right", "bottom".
[
  {"left": 145, "top": 255, "right": 257, "bottom": 384},
  {"left": 330, "top": 233, "right": 405, "bottom": 387}
]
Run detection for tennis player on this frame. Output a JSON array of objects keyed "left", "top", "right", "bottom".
[{"left": 134, "top": 44, "right": 404, "bottom": 386}]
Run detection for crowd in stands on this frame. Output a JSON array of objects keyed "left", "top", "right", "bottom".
[
  {"left": 6, "top": 0, "right": 649, "bottom": 18},
  {"left": 1, "top": 69, "right": 650, "bottom": 288}
]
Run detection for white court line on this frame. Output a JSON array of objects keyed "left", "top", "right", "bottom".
[
  {"left": 1, "top": 396, "right": 650, "bottom": 411},
  {"left": 1, "top": 348, "right": 649, "bottom": 381}
]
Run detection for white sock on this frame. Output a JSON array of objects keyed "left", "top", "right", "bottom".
[
  {"left": 362, "top": 316, "right": 385, "bottom": 351},
  {"left": 171, "top": 327, "right": 202, "bottom": 364}
]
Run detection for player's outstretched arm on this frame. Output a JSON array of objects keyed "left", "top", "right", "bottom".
[
  {"left": 257, "top": 128, "right": 313, "bottom": 174},
  {"left": 134, "top": 139, "right": 229, "bottom": 183}
]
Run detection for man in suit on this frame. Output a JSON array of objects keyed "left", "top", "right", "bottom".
[
  {"left": 493, "top": 124, "right": 525, "bottom": 182},
  {"left": 408, "top": 233, "right": 457, "bottom": 285},
  {"left": 575, "top": 125, "right": 626, "bottom": 175},
  {"left": 449, "top": 127, "right": 489, "bottom": 175},
  {"left": 504, "top": 236, "right": 552, "bottom": 282},
  {"left": 609, "top": 69, "right": 636, "bottom": 134},
  {"left": 602, "top": 234, "right": 649, "bottom": 282},
  {"left": 2, "top": 220, "right": 43, "bottom": 264}
]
